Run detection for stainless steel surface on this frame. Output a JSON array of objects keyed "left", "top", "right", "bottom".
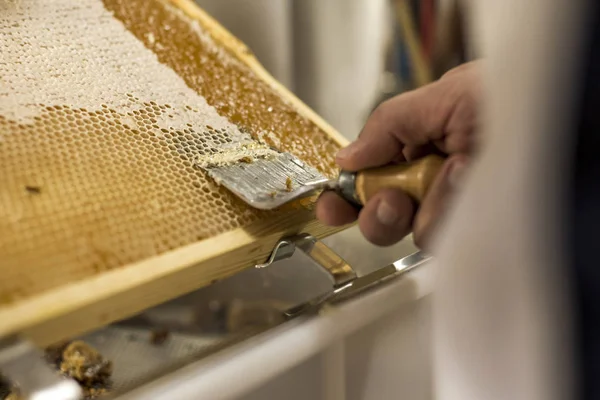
[
  {"left": 78, "top": 326, "right": 240, "bottom": 396},
  {"left": 254, "top": 238, "right": 296, "bottom": 269},
  {"left": 205, "top": 148, "right": 366, "bottom": 211},
  {"left": 337, "top": 170, "right": 361, "bottom": 207},
  {"left": 292, "top": 235, "right": 357, "bottom": 287},
  {"left": 52, "top": 235, "right": 353, "bottom": 398},
  {"left": 0, "top": 336, "right": 81, "bottom": 400},
  {"left": 69, "top": 322, "right": 270, "bottom": 399},
  {"left": 100, "top": 236, "right": 423, "bottom": 398},
  {"left": 113, "top": 248, "right": 432, "bottom": 400},
  {"left": 257, "top": 234, "right": 357, "bottom": 287},
  {"left": 205, "top": 151, "right": 331, "bottom": 210},
  {"left": 96, "top": 243, "right": 424, "bottom": 399},
  {"left": 0, "top": 232, "right": 423, "bottom": 400},
  {"left": 285, "top": 250, "right": 431, "bottom": 317}
]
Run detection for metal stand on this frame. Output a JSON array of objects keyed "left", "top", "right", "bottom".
[
  {"left": 256, "top": 234, "right": 357, "bottom": 287},
  {"left": 0, "top": 336, "right": 81, "bottom": 400},
  {"left": 0, "top": 236, "right": 431, "bottom": 400},
  {"left": 256, "top": 233, "right": 432, "bottom": 318}
]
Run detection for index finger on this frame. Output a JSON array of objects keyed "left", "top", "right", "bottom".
[{"left": 336, "top": 80, "right": 452, "bottom": 171}]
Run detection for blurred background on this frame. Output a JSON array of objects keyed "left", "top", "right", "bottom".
[{"left": 196, "top": 0, "right": 474, "bottom": 140}]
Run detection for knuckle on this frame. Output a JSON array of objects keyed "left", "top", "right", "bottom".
[
  {"left": 412, "top": 228, "right": 428, "bottom": 250},
  {"left": 411, "top": 214, "right": 431, "bottom": 250},
  {"left": 412, "top": 231, "right": 424, "bottom": 249},
  {"left": 441, "top": 60, "right": 479, "bottom": 80},
  {"left": 370, "top": 99, "right": 394, "bottom": 124}
]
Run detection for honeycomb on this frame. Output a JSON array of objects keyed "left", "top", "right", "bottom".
[{"left": 0, "top": 0, "right": 340, "bottom": 304}]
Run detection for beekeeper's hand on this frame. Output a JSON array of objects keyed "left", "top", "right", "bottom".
[{"left": 316, "top": 61, "right": 481, "bottom": 249}]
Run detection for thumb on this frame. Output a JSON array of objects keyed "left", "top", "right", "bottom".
[{"left": 413, "top": 154, "right": 468, "bottom": 250}]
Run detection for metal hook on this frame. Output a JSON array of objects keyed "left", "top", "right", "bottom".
[{"left": 254, "top": 239, "right": 296, "bottom": 269}]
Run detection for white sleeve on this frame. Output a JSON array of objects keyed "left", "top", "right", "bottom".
[{"left": 432, "top": 1, "right": 590, "bottom": 399}]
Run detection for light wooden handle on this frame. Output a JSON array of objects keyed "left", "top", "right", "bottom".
[{"left": 355, "top": 154, "right": 445, "bottom": 204}]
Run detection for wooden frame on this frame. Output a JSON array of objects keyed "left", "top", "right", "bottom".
[{"left": 0, "top": 0, "right": 350, "bottom": 347}]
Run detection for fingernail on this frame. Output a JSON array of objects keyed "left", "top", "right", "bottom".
[
  {"left": 336, "top": 146, "right": 353, "bottom": 162},
  {"left": 377, "top": 200, "right": 400, "bottom": 226},
  {"left": 448, "top": 159, "right": 466, "bottom": 189}
]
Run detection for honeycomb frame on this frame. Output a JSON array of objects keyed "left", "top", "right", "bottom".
[{"left": 0, "top": 0, "right": 349, "bottom": 346}]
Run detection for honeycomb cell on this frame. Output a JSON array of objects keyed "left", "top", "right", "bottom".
[{"left": 0, "top": 0, "right": 340, "bottom": 305}]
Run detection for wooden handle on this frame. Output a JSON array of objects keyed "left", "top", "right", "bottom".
[{"left": 355, "top": 154, "right": 445, "bottom": 204}]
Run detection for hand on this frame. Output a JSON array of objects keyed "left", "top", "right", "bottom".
[{"left": 316, "top": 61, "right": 482, "bottom": 249}]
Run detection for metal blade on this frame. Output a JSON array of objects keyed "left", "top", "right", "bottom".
[{"left": 204, "top": 152, "right": 335, "bottom": 210}]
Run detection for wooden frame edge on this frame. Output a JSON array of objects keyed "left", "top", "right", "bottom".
[
  {"left": 168, "top": 0, "right": 350, "bottom": 148},
  {"left": 1, "top": 212, "right": 349, "bottom": 347}
]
